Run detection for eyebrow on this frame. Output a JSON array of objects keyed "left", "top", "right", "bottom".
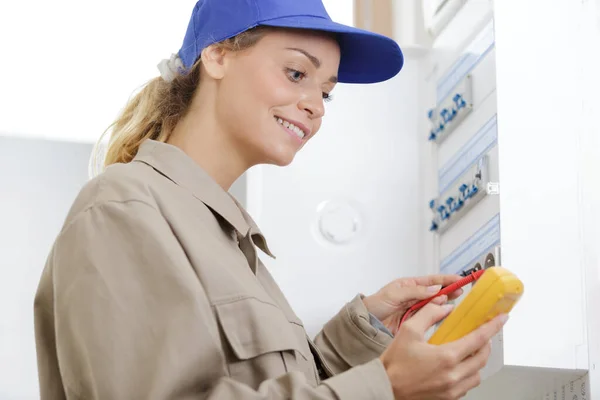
[{"left": 286, "top": 47, "right": 338, "bottom": 84}]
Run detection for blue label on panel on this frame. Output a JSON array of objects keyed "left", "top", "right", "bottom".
[
  {"left": 440, "top": 214, "right": 500, "bottom": 274},
  {"left": 438, "top": 115, "right": 497, "bottom": 194},
  {"left": 436, "top": 19, "right": 495, "bottom": 104}
]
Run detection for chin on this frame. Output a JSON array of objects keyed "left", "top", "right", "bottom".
[
  {"left": 252, "top": 128, "right": 304, "bottom": 166},
  {"left": 267, "top": 152, "right": 296, "bottom": 167},
  {"left": 262, "top": 145, "right": 298, "bottom": 167}
]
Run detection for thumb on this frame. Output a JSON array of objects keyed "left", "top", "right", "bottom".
[{"left": 406, "top": 303, "right": 454, "bottom": 335}]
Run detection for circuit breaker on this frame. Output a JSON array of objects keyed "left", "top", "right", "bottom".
[{"left": 425, "top": 15, "right": 499, "bottom": 278}]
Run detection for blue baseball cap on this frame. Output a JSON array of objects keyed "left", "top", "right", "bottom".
[{"left": 176, "top": 0, "right": 404, "bottom": 84}]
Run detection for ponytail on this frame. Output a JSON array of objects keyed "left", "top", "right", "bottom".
[
  {"left": 97, "top": 59, "right": 201, "bottom": 167},
  {"left": 90, "top": 26, "right": 273, "bottom": 176}
]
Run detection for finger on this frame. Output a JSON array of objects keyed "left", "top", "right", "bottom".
[
  {"left": 449, "top": 344, "right": 491, "bottom": 397},
  {"left": 430, "top": 294, "right": 448, "bottom": 305},
  {"left": 412, "top": 274, "right": 462, "bottom": 288},
  {"left": 447, "top": 288, "right": 463, "bottom": 301},
  {"left": 455, "top": 341, "right": 491, "bottom": 378},
  {"left": 405, "top": 303, "right": 454, "bottom": 335},
  {"left": 449, "top": 370, "right": 484, "bottom": 399},
  {"left": 384, "top": 275, "right": 463, "bottom": 304},
  {"left": 402, "top": 284, "right": 443, "bottom": 302},
  {"left": 447, "top": 314, "right": 508, "bottom": 360},
  {"left": 412, "top": 284, "right": 462, "bottom": 302},
  {"left": 385, "top": 284, "right": 444, "bottom": 306}
]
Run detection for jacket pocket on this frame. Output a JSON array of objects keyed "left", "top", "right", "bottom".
[{"left": 214, "top": 297, "right": 310, "bottom": 388}]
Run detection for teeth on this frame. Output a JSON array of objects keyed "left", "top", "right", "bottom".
[
  {"left": 275, "top": 116, "right": 305, "bottom": 139},
  {"left": 292, "top": 126, "right": 303, "bottom": 138}
]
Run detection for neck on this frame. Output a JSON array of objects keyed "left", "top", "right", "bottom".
[{"left": 167, "top": 103, "right": 248, "bottom": 191}]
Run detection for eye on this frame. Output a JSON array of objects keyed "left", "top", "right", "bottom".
[
  {"left": 322, "top": 92, "right": 333, "bottom": 102},
  {"left": 286, "top": 68, "right": 306, "bottom": 82}
]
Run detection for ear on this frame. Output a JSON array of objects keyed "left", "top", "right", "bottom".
[{"left": 201, "top": 44, "right": 228, "bottom": 80}]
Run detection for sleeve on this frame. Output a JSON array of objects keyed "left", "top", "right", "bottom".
[
  {"left": 369, "top": 313, "right": 394, "bottom": 338},
  {"left": 51, "top": 199, "right": 394, "bottom": 400},
  {"left": 312, "top": 295, "right": 394, "bottom": 375}
]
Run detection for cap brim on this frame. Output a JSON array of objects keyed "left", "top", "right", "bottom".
[{"left": 259, "top": 16, "right": 404, "bottom": 84}]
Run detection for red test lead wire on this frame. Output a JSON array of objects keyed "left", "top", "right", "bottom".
[{"left": 396, "top": 269, "right": 486, "bottom": 332}]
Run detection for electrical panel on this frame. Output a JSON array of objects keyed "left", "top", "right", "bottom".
[
  {"left": 426, "top": 17, "right": 498, "bottom": 257},
  {"left": 421, "top": 3, "right": 597, "bottom": 399},
  {"left": 419, "top": 21, "right": 505, "bottom": 394},
  {"left": 421, "top": 11, "right": 506, "bottom": 397}
]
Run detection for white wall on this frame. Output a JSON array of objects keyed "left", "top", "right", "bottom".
[
  {"left": 0, "top": 136, "right": 93, "bottom": 400},
  {"left": 0, "top": 0, "right": 196, "bottom": 143}
]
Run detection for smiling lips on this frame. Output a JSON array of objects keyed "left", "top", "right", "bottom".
[{"left": 274, "top": 116, "right": 309, "bottom": 141}]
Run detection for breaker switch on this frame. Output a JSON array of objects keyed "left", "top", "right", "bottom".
[{"left": 453, "top": 93, "right": 467, "bottom": 110}]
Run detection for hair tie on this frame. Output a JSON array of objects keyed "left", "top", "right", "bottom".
[{"left": 157, "top": 53, "right": 185, "bottom": 82}]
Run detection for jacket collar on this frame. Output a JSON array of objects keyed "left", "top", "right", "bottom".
[{"left": 132, "top": 139, "right": 275, "bottom": 258}]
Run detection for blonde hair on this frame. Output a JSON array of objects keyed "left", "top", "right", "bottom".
[{"left": 91, "top": 26, "right": 272, "bottom": 173}]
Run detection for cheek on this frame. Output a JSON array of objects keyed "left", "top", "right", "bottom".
[
  {"left": 252, "top": 71, "right": 298, "bottom": 109},
  {"left": 313, "top": 119, "right": 323, "bottom": 134},
  {"left": 217, "top": 76, "right": 257, "bottom": 129},
  {"left": 222, "top": 71, "right": 291, "bottom": 122},
  {"left": 217, "top": 65, "right": 302, "bottom": 151}
]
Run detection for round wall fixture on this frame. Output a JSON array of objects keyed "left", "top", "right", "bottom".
[{"left": 315, "top": 200, "right": 362, "bottom": 245}]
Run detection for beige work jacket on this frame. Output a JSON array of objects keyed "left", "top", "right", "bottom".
[{"left": 34, "top": 139, "right": 395, "bottom": 399}]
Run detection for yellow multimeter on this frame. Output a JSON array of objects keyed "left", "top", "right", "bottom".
[{"left": 428, "top": 266, "right": 524, "bottom": 345}]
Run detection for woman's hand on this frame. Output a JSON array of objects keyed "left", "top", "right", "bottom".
[
  {"left": 362, "top": 274, "right": 464, "bottom": 335},
  {"left": 380, "top": 302, "right": 507, "bottom": 400}
]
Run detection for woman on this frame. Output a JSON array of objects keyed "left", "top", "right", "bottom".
[{"left": 33, "top": 0, "right": 507, "bottom": 399}]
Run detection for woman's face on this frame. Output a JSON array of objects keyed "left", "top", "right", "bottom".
[{"left": 211, "top": 29, "right": 341, "bottom": 167}]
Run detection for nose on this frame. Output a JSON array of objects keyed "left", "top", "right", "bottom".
[{"left": 298, "top": 90, "right": 325, "bottom": 119}]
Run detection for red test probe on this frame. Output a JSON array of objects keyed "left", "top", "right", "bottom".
[{"left": 396, "top": 269, "right": 486, "bottom": 332}]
